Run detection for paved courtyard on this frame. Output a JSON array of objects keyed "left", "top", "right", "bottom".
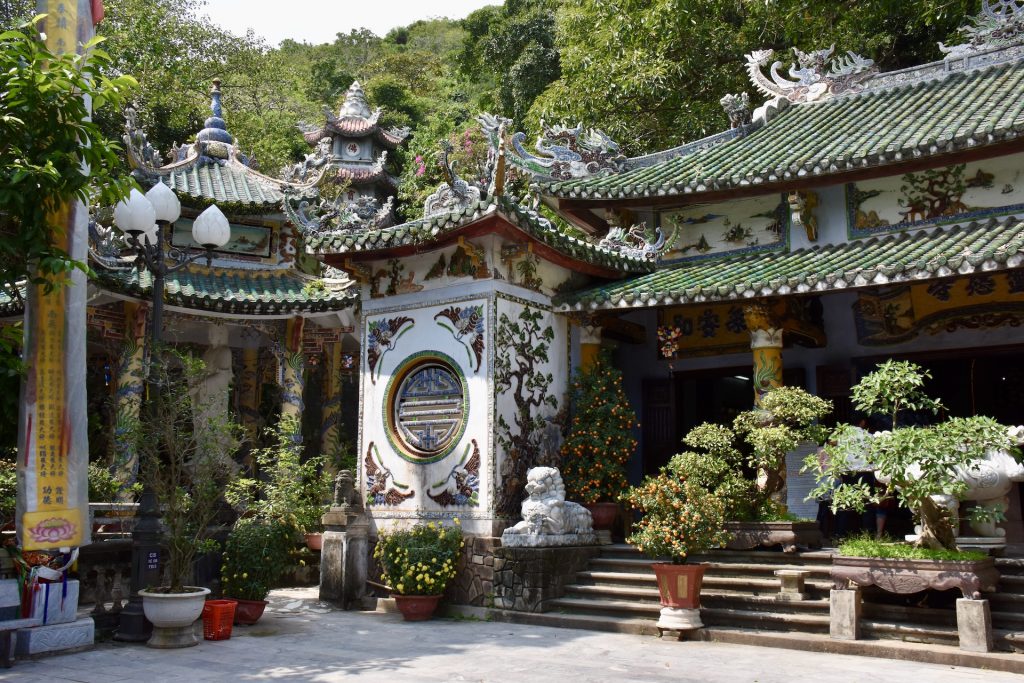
[{"left": 4, "top": 588, "right": 1023, "bottom": 683}]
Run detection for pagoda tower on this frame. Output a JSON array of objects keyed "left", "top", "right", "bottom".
[{"left": 288, "top": 81, "right": 410, "bottom": 229}]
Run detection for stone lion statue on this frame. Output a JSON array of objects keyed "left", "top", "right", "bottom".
[{"left": 501, "top": 467, "right": 595, "bottom": 547}]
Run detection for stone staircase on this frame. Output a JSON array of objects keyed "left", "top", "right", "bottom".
[{"left": 545, "top": 543, "right": 1024, "bottom": 652}]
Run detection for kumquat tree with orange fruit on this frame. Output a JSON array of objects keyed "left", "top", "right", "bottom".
[{"left": 560, "top": 351, "right": 638, "bottom": 504}]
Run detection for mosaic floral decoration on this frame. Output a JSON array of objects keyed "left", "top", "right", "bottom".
[
  {"left": 365, "top": 442, "right": 415, "bottom": 506},
  {"left": 367, "top": 315, "right": 414, "bottom": 384},
  {"left": 434, "top": 305, "right": 485, "bottom": 371},
  {"left": 427, "top": 439, "right": 481, "bottom": 507}
]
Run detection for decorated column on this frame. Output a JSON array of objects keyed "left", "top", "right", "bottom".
[
  {"left": 281, "top": 316, "right": 306, "bottom": 437},
  {"left": 238, "top": 347, "right": 260, "bottom": 435},
  {"left": 743, "top": 302, "right": 784, "bottom": 406},
  {"left": 578, "top": 318, "right": 602, "bottom": 371},
  {"left": 321, "top": 341, "right": 343, "bottom": 466},
  {"left": 112, "top": 301, "right": 147, "bottom": 493},
  {"left": 16, "top": 0, "right": 99, "bottom": 551}
]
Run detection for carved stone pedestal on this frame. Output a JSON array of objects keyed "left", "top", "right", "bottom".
[
  {"left": 15, "top": 617, "right": 94, "bottom": 657},
  {"left": 656, "top": 607, "right": 703, "bottom": 633},
  {"left": 319, "top": 511, "right": 368, "bottom": 609}
]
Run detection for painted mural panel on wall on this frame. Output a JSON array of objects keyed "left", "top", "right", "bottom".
[
  {"left": 361, "top": 298, "right": 490, "bottom": 517},
  {"left": 658, "top": 194, "right": 789, "bottom": 263},
  {"left": 853, "top": 272, "right": 1024, "bottom": 345},
  {"left": 172, "top": 219, "right": 273, "bottom": 258},
  {"left": 846, "top": 156, "right": 1024, "bottom": 238}
]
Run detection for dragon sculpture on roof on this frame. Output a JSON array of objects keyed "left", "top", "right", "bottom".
[
  {"left": 745, "top": 45, "right": 876, "bottom": 105},
  {"left": 940, "top": 0, "right": 1024, "bottom": 58}
]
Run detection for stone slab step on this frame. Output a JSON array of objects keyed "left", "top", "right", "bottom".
[
  {"left": 700, "top": 606, "right": 830, "bottom": 630},
  {"left": 575, "top": 570, "right": 656, "bottom": 586},
  {"left": 692, "top": 627, "right": 1024, "bottom": 673},
  {"left": 564, "top": 584, "right": 661, "bottom": 601},
  {"left": 564, "top": 584, "right": 831, "bottom": 612},
  {"left": 701, "top": 575, "right": 834, "bottom": 593},
  {"left": 989, "top": 591, "right": 1024, "bottom": 605},
  {"left": 992, "top": 610, "right": 1024, "bottom": 629},
  {"left": 548, "top": 596, "right": 660, "bottom": 618},
  {"left": 482, "top": 607, "right": 660, "bottom": 636}
]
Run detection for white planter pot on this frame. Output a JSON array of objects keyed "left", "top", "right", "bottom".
[{"left": 139, "top": 586, "right": 210, "bottom": 648}]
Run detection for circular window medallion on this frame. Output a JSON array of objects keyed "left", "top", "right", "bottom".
[
  {"left": 345, "top": 142, "right": 360, "bottom": 157},
  {"left": 386, "top": 353, "right": 467, "bottom": 463}
]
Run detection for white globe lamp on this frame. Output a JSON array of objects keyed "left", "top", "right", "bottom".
[{"left": 192, "top": 204, "right": 230, "bottom": 250}]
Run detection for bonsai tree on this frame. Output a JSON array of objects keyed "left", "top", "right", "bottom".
[
  {"left": 561, "top": 351, "right": 638, "bottom": 504},
  {"left": 675, "top": 387, "right": 831, "bottom": 521},
  {"left": 622, "top": 460, "right": 730, "bottom": 562},
  {"left": 806, "top": 360, "right": 1015, "bottom": 550},
  {"left": 225, "top": 415, "right": 331, "bottom": 537},
  {"left": 135, "top": 349, "right": 241, "bottom": 592}
]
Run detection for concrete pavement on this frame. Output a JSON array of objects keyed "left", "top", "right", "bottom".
[{"left": 4, "top": 587, "right": 1023, "bottom": 682}]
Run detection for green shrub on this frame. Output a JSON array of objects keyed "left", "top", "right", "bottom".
[
  {"left": 221, "top": 517, "right": 295, "bottom": 601},
  {"left": 839, "top": 533, "right": 987, "bottom": 562}
]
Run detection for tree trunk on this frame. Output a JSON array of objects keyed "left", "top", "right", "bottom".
[{"left": 916, "top": 496, "right": 957, "bottom": 551}]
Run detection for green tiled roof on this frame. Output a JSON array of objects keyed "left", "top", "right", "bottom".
[
  {"left": 305, "top": 196, "right": 656, "bottom": 274},
  {"left": 540, "top": 57, "right": 1024, "bottom": 201},
  {"left": 556, "top": 217, "right": 1024, "bottom": 311},
  {"left": 156, "top": 160, "right": 289, "bottom": 208},
  {"left": 98, "top": 265, "right": 356, "bottom": 315}
]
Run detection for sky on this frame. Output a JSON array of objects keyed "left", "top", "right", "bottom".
[{"left": 200, "top": 0, "right": 498, "bottom": 46}]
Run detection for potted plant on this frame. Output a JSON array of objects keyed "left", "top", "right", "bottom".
[
  {"left": 674, "top": 386, "right": 831, "bottom": 550},
  {"left": 622, "top": 463, "right": 731, "bottom": 632},
  {"left": 373, "top": 520, "right": 464, "bottom": 621},
  {"left": 806, "top": 360, "right": 1013, "bottom": 597},
  {"left": 226, "top": 415, "right": 331, "bottom": 550},
  {"left": 560, "top": 351, "right": 637, "bottom": 531},
  {"left": 132, "top": 349, "right": 240, "bottom": 648},
  {"left": 220, "top": 517, "right": 294, "bottom": 624}
]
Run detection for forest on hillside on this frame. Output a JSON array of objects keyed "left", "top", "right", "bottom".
[{"left": 1, "top": 0, "right": 982, "bottom": 219}]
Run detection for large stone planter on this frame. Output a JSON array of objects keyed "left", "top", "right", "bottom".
[
  {"left": 725, "top": 521, "right": 822, "bottom": 553},
  {"left": 830, "top": 556, "right": 1000, "bottom": 599},
  {"left": 139, "top": 587, "right": 210, "bottom": 648},
  {"left": 652, "top": 563, "right": 706, "bottom": 632}
]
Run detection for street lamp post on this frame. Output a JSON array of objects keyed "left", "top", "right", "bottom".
[{"left": 112, "top": 183, "right": 230, "bottom": 642}]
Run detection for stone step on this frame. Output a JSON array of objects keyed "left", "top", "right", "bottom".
[
  {"left": 548, "top": 596, "right": 660, "bottom": 619},
  {"left": 988, "top": 591, "right": 1024, "bottom": 607},
  {"left": 700, "top": 606, "right": 830, "bottom": 631},
  {"left": 563, "top": 583, "right": 661, "bottom": 602},
  {"left": 485, "top": 606, "right": 659, "bottom": 636},
  {"left": 701, "top": 575, "right": 834, "bottom": 594},
  {"left": 575, "top": 570, "right": 656, "bottom": 586},
  {"left": 996, "top": 573, "right": 1024, "bottom": 590},
  {"left": 861, "top": 619, "right": 960, "bottom": 646},
  {"left": 992, "top": 609, "right": 1024, "bottom": 629},
  {"left": 563, "top": 583, "right": 832, "bottom": 613}
]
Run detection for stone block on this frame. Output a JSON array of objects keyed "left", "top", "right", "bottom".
[
  {"left": 775, "top": 569, "right": 808, "bottom": 601},
  {"left": 956, "top": 598, "right": 993, "bottom": 653},
  {"left": 29, "top": 580, "right": 80, "bottom": 625},
  {"left": 15, "top": 617, "right": 94, "bottom": 656},
  {"left": 829, "top": 589, "right": 861, "bottom": 640},
  {"left": 0, "top": 580, "right": 20, "bottom": 621}
]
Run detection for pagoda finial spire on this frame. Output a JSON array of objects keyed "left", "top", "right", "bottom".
[
  {"left": 338, "top": 80, "right": 372, "bottom": 119},
  {"left": 197, "top": 79, "right": 233, "bottom": 145}
]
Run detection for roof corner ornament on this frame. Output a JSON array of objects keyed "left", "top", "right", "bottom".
[
  {"left": 282, "top": 135, "right": 334, "bottom": 183},
  {"left": 123, "top": 106, "right": 162, "bottom": 169},
  {"left": 596, "top": 223, "right": 669, "bottom": 263},
  {"left": 745, "top": 45, "right": 876, "bottom": 107},
  {"left": 424, "top": 140, "right": 481, "bottom": 217},
  {"left": 939, "top": 0, "right": 1024, "bottom": 58},
  {"left": 720, "top": 92, "right": 752, "bottom": 129}
]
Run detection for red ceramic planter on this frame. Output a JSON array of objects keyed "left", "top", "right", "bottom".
[
  {"left": 231, "top": 598, "right": 268, "bottom": 625},
  {"left": 584, "top": 502, "right": 619, "bottom": 531},
  {"left": 651, "top": 563, "right": 707, "bottom": 609},
  {"left": 393, "top": 594, "right": 442, "bottom": 621}
]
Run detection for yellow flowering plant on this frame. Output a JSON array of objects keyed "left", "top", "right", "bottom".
[{"left": 374, "top": 520, "right": 464, "bottom": 596}]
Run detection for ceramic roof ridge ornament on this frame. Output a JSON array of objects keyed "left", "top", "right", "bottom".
[
  {"left": 423, "top": 140, "right": 482, "bottom": 217},
  {"left": 940, "top": 0, "right": 1024, "bottom": 58},
  {"left": 337, "top": 80, "right": 373, "bottom": 119},
  {"left": 597, "top": 223, "right": 671, "bottom": 264},
  {"left": 745, "top": 45, "right": 877, "bottom": 107}
]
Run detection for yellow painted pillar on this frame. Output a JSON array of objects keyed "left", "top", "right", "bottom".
[
  {"left": 743, "top": 302, "right": 784, "bottom": 406},
  {"left": 579, "top": 320, "right": 602, "bottom": 371},
  {"left": 281, "top": 316, "right": 306, "bottom": 438},
  {"left": 112, "top": 301, "right": 148, "bottom": 494},
  {"left": 237, "top": 347, "right": 260, "bottom": 470},
  {"left": 321, "top": 342, "right": 343, "bottom": 471}
]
